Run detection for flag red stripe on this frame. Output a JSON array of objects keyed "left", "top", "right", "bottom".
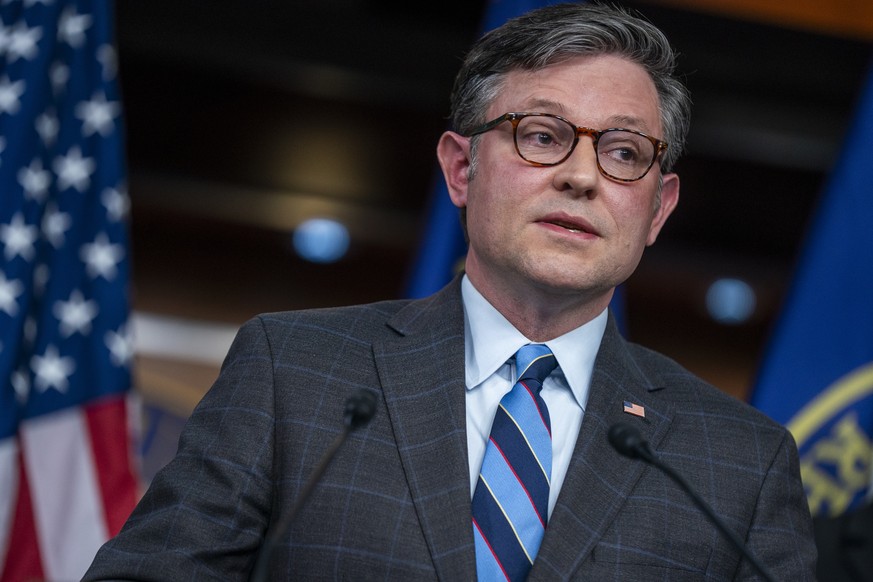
[
  {"left": 84, "top": 396, "right": 138, "bottom": 537},
  {"left": 1, "top": 451, "right": 44, "bottom": 582}
]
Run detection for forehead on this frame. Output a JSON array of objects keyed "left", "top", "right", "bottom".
[{"left": 491, "top": 54, "right": 662, "bottom": 134}]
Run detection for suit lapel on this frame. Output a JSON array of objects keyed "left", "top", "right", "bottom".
[
  {"left": 532, "top": 316, "right": 675, "bottom": 579},
  {"left": 373, "top": 279, "right": 476, "bottom": 581}
]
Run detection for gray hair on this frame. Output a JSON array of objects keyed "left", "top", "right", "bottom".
[{"left": 450, "top": 2, "right": 691, "bottom": 173}]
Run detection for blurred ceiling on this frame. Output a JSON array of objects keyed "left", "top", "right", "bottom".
[{"left": 115, "top": 0, "right": 873, "bottom": 399}]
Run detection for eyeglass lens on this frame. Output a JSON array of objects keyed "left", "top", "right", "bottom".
[{"left": 514, "top": 115, "right": 656, "bottom": 180}]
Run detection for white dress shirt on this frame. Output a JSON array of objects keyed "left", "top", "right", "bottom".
[{"left": 461, "top": 275, "right": 607, "bottom": 517}]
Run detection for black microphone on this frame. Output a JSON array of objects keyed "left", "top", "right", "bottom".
[
  {"left": 607, "top": 422, "right": 656, "bottom": 463},
  {"left": 344, "top": 388, "right": 378, "bottom": 429},
  {"left": 607, "top": 422, "right": 777, "bottom": 582},
  {"left": 250, "top": 389, "right": 377, "bottom": 581}
]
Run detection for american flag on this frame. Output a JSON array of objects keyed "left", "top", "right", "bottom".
[{"left": 0, "top": 1, "right": 138, "bottom": 580}]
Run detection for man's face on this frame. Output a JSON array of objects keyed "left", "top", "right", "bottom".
[{"left": 439, "top": 54, "right": 679, "bottom": 306}]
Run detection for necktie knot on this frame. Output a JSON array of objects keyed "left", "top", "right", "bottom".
[{"left": 516, "top": 344, "right": 557, "bottom": 389}]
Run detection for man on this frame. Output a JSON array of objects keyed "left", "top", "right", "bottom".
[{"left": 85, "top": 3, "right": 816, "bottom": 580}]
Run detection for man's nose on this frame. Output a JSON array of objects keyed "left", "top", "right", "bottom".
[{"left": 551, "top": 137, "right": 601, "bottom": 196}]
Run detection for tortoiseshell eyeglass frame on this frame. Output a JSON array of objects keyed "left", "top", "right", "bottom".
[{"left": 467, "top": 112, "right": 669, "bottom": 182}]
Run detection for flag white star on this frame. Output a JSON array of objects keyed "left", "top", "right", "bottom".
[
  {"left": 54, "top": 289, "right": 99, "bottom": 337},
  {"left": 42, "top": 202, "right": 72, "bottom": 248},
  {"left": 6, "top": 23, "right": 42, "bottom": 62},
  {"left": 106, "top": 323, "right": 133, "bottom": 367},
  {"left": 102, "top": 186, "right": 129, "bottom": 221},
  {"left": 57, "top": 6, "right": 92, "bottom": 48},
  {"left": 97, "top": 44, "right": 117, "bottom": 81},
  {"left": 80, "top": 232, "right": 124, "bottom": 280},
  {"left": 12, "top": 368, "right": 30, "bottom": 405},
  {"left": 0, "top": 272, "right": 24, "bottom": 316},
  {"left": 31, "top": 345, "right": 76, "bottom": 394},
  {"left": 0, "top": 76, "right": 26, "bottom": 115},
  {"left": 54, "top": 146, "right": 95, "bottom": 192},
  {"left": 75, "top": 91, "right": 120, "bottom": 137},
  {"left": 36, "top": 109, "right": 59, "bottom": 146},
  {"left": 18, "top": 158, "right": 52, "bottom": 202},
  {"left": 1, "top": 213, "right": 39, "bottom": 261},
  {"left": 49, "top": 61, "right": 68, "bottom": 94}
]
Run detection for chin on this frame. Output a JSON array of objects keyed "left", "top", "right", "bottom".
[
  {"left": 529, "top": 262, "right": 625, "bottom": 295},
  {"left": 530, "top": 274, "right": 600, "bottom": 296}
]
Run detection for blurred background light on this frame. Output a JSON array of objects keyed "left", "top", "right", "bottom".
[
  {"left": 292, "top": 218, "right": 350, "bottom": 263},
  {"left": 706, "top": 277, "right": 757, "bottom": 324}
]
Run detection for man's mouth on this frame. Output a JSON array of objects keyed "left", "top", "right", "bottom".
[
  {"left": 552, "top": 221, "right": 585, "bottom": 234},
  {"left": 540, "top": 214, "right": 598, "bottom": 236}
]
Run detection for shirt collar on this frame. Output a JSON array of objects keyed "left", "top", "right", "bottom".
[{"left": 461, "top": 275, "right": 608, "bottom": 410}]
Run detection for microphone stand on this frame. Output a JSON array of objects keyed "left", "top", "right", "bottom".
[
  {"left": 608, "top": 423, "right": 777, "bottom": 582},
  {"left": 250, "top": 390, "right": 376, "bottom": 581}
]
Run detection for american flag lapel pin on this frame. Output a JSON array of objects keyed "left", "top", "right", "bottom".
[{"left": 623, "top": 401, "right": 646, "bottom": 418}]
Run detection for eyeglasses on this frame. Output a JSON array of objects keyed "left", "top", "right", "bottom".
[{"left": 467, "top": 112, "right": 668, "bottom": 182}]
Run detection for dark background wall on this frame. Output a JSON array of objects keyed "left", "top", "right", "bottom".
[{"left": 115, "top": 0, "right": 873, "bottom": 406}]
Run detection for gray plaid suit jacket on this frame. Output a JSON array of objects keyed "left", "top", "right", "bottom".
[{"left": 85, "top": 278, "right": 816, "bottom": 580}]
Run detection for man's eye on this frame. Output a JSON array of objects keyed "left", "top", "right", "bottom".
[
  {"left": 520, "top": 129, "right": 560, "bottom": 148},
  {"left": 535, "top": 132, "right": 555, "bottom": 146},
  {"left": 605, "top": 146, "right": 640, "bottom": 162}
]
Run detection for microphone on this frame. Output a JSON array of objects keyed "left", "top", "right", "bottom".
[
  {"left": 344, "top": 388, "right": 378, "bottom": 429},
  {"left": 607, "top": 422, "right": 776, "bottom": 582},
  {"left": 250, "top": 389, "right": 377, "bottom": 581},
  {"left": 606, "top": 421, "right": 655, "bottom": 463}
]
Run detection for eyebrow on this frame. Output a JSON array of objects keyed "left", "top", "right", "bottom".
[
  {"left": 516, "top": 99, "right": 655, "bottom": 134},
  {"left": 520, "top": 98, "right": 567, "bottom": 114},
  {"left": 606, "top": 114, "right": 653, "bottom": 133}
]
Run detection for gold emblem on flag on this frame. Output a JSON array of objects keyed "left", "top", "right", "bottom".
[{"left": 786, "top": 362, "right": 873, "bottom": 516}]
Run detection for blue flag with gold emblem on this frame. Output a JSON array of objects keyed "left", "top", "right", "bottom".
[{"left": 751, "top": 63, "right": 873, "bottom": 517}]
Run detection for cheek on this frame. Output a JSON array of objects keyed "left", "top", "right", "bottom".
[
  {"left": 464, "top": 181, "right": 525, "bottom": 253},
  {"left": 466, "top": 194, "right": 505, "bottom": 242},
  {"left": 467, "top": 167, "right": 517, "bottom": 217},
  {"left": 610, "top": 195, "right": 659, "bottom": 243}
]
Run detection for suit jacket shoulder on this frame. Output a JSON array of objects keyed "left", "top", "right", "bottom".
[
  {"left": 84, "top": 279, "right": 474, "bottom": 581},
  {"left": 622, "top": 336, "right": 782, "bottom": 427}
]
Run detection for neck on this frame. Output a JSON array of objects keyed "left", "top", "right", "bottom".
[{"left": 467, "top": 273, "right": 613, "bottom": 342}]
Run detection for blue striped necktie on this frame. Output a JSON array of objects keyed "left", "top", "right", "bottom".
[{"left": 472, "top": 343, "right": 557, "bottom": 581}]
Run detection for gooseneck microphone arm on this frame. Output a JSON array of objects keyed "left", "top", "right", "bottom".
[
  {"left": 607, "top": 423, "right": 777, "bottom": 582},
  {"left": 250, "top": 389, "right": 377, "bottom": 582}
]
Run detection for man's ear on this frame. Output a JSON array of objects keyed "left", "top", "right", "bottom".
[
  {"left": 436, "top": 131, "right": 471, "bottom": 209},
  {"left": 646, "top": 172, "right": 679, "bottom": 246}
]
